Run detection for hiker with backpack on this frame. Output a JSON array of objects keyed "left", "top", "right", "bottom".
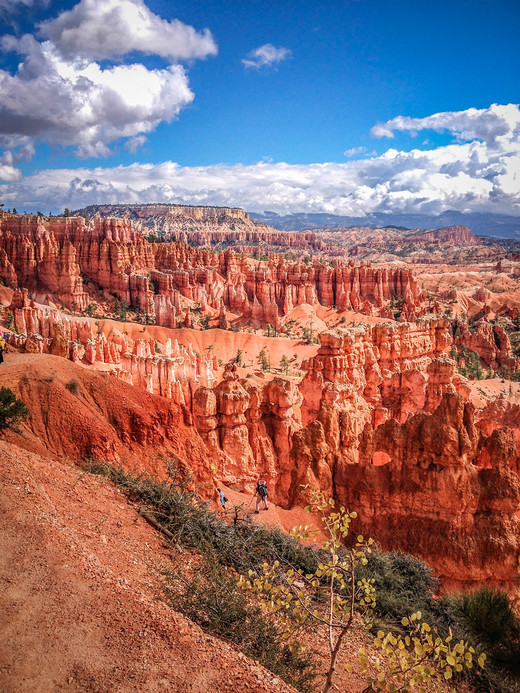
[
  {"left": 255, "top": 479, "right": 269, "bottom": 513},
  {"left": 0, "top": 333, "right": 5, "bottom": 365}
]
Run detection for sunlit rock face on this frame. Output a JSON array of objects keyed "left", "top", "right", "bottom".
[
  {"left": 0, "top": 214, "right": 424, "bottom": 330},
  {"left": 186, "top": 323, "right": 520, "bottom": 596},
  {"left": 2, "top": 211, "right": 519, "bottom": 598}
]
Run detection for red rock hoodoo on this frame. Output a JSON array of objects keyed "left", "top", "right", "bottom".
[{"left": 2, "top": 211, "right": 519, "bottom": 598}]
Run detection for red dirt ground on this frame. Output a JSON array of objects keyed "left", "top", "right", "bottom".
[{"left": 0, "top": 440, "right": 296, "bottom": 693}]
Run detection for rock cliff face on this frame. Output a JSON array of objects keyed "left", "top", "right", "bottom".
[
  {"left": 5, "top": 288, "right": 217, "bottom": 402},
  {"left": 406, "top": 225, "right": 478, "bottom": 245},
  {"left": 187, "top": 320, "right": 519, "bottom": 593},
  {"left": 2, "top": 212, "right": 519, "bottom": 596},
  {"left": 0, "top": 214, "right": 424, "bottom": 326},
  {"left": 0, "top": 214, "right": 153, "bottom": 311},
  {"left": 455, "top": 318, "right": 519, "bottom": 371},
  {"left": 339, "top": 394, "right": 520, "bottom": 591}
]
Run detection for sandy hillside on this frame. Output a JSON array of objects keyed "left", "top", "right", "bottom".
[{"left": 0, "top": 440, "right": 297, "bottom": 693}]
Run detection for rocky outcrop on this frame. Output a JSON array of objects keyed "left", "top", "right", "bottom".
[
  {"left": 4, "top": 288, "right": 216, "bottom": 400},
  {"left": 0, "top": 214, "right": 425, "bottom": 328},
  {"left": 186, "top": 320, "right": 520, "bottom": 594},
  {"left": 476, "top": 397, "right": 520, "bottom": 474},
  {"left": 407, "top": 225, "right": 478, "bottom": 245},
  {"left": 0, "top": 214, "right": 153, "bottom": 311},
  {"left": 328, "top": 394, "right": 520, "bottom": 592},
  {"left": 455, "top": 318, "right": 519, "bottom": 371},
  {"left": 118, "top": 337, "right": 217, "bottom": 403},
  {"left": 3, "top": 213, "right": 518, "bottom": 595},
  {"left": 190, "top": 317, "right": 457, "bottom": 487}
]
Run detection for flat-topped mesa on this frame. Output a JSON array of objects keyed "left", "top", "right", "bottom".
[
  {"left": 407, "top": 225, "right": 478, "bottom": 245},
  {"left": 93, "top": 203, "right": 251, "bottom": 223},
  {"left": 162, "top": 204, "right": 249, "bottom": 222}
]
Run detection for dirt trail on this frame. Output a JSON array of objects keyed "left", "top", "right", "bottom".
[{"left": 0, "top": 440, "right": 295, "bottom": 693}]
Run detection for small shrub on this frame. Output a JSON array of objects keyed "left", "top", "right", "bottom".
[
  {"left": 356, "top": 551, "right": 447, "bottom": 629},
  {"left": 5, "top": 309, "right": 15, "bottom": 331},
  {"left": 451, "top": 587, "right": 520, "bottom": 692},
  {"left": 83, "top": 304, "right": 96, "bottom": 317},
  {"left": 80, "top": 462, "right": 492, "bottom": 693},
  {"left": 0, "top": 387, "right": 29, "bottom": 431},
  {"left": 165, "top": 555, "right": 316, "bottom": 691},
  {"left": 65, "top": 379, "right": 80, "bottom": 395}
]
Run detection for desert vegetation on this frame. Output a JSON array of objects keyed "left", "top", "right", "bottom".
[
  {"left": 80, "top": 460, "right": 520, "bottom": 693},
  {"left": 0, "top": 386, "right": 29, "bottom": 431}
]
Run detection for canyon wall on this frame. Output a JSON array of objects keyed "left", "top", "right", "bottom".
[
  {"left": 2, "top": 212, "right": 519, "bottom": 594},
  {"left": 5, "top": 288, "right": 217, "bottom": 401},
  {"left": 189, "top": 320, "right": 520, "bottom": 593},
  {"left": 0, "top": 214, "right": 425, "bottom": 326}
]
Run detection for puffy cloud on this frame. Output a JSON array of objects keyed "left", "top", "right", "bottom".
[
  {"left": 2, "top": 126, "right": 519, "bottom": 215},
  {"left": 0, "top": 37, "right": 194, "bottom": 157},
  {"left": 0, "top": 140, "right": 34, "bottom": 181},
  {"left": 242, "top": 44, "right": 291, "bottom": 69},
  {"left": 0, "top": 0, "right": 217, "bottom": 158},
  {"left": 0, "top": 151, "right": 22, "bottom": 181},
  {"left": 344, "top": 146, "right": 366, "bottom": 157},
  {"left": 371, "top": 103, "right": 520, "bottom": 147},
  {"left": 1, "top": 102, "right": 518, "bottom": 217},
  {"left": 39, "top": 0, "right": 217, "bottom": 61}
]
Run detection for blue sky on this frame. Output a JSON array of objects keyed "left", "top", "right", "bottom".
[{"left": 0, "top": 0, "right": 519, "bottom": 215}]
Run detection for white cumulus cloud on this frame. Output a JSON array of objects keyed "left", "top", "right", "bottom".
[
  {"left": 39, "top": 0, "right": 217, "bottom": 61},
  {"left": 242, "top": 43, "right": 291, "bottom": 69},
  {"left": 0, "top": 37, "right": 194, "bottom": 158},
  {"left": 0, "top": 0, "right": 216, "bottom": 163},
  {"left": 1, "top": 103, "right": 519, "bottom": 217},
  {"left": 1, "top": 124, "right": 518, "bottom": 215},
  {"left": 371, "top": 103, "right": 520, "bottom": 147}
]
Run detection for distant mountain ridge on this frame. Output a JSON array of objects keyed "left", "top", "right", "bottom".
[{"left": 249, "top": 210, "right": 520, "bottom": 239}]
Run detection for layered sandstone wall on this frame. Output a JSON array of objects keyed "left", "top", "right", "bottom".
[
  {"left": 0, "top": 214, "right": 425, "bottom": 327},
  {"left": 454, "top": 318, "right": 519, "bottom": 371},
  {"left": 4, "top": 289, "right": 217, "bottom": 400},
  {"left": 3, "top": 277, "right": 519, "bottom": 592},
  {"left": 187, "top": 320, "right": 519, "bottom": 593}
]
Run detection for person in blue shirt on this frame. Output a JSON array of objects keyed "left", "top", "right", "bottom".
[{"left": 217, "top": 487, "right": 227, "bottom": 510}]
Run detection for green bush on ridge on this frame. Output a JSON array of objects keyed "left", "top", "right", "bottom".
[{"left": 0, "top": 386, "right": 29, "bottom": 431}]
